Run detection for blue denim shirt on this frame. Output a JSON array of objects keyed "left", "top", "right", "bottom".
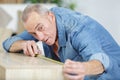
[{"left": 3, "top": 7, "right": 120, "bottom": 80}]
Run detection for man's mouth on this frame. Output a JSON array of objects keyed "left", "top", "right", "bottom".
[{"left": 45, "top": 38, "right": 49, "bottom": 43}]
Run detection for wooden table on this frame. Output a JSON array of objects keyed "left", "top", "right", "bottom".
[{"left": 0, "top": 52, "right": 65, "bottom": 80}]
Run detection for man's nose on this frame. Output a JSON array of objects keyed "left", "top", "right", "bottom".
[{"left": 36, "top": 31, "right": 44, "bottom": 41}]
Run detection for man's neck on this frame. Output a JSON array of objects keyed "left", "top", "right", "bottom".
[{"left": 53, "top": 39, "right": 59, "bottom": 56}]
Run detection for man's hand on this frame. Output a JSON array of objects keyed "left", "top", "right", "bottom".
[
  {"left": 63, "top": 59, "right": 104, "bottom": 80},
  {"left": 9, "top": 40, "right": 41, "bottom": 57},
  {"left": 63, "top": 59, "right": 86, "bottom": 80},
  {"left": 22, "top": 40, "right": 40, "bottom": 57}
]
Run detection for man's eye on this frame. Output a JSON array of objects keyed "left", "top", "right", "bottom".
[
  {"left": 38, "top": 25, "right": 44, "bottom": 31},
  {"left": 38, "top": 26, "right": 42, "bottom": 30}
]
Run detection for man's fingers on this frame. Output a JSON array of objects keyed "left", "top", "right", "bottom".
[
  {"left": 63, "top": 60, "right": 86, "bottom": 80},
  {"left": 26, "top": 41, "right": 35, "bottom": 56},
  {"left": 23, "top": 40, "right": 43, "bottom": 57},
  {"left": 23, "top": 47, "right": 29, "bottom": 56},
  {"left": 31, "top": 41, "right": 38, "bottom": 54},
  {"left": 23, "top": 42, "right": 30, "bottom": 56},
  {"left": 23, "top": 40, "right": 38, "bottom": 57}
]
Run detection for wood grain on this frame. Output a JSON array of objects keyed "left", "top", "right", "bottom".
[{"left": 0, "top": 52, "right": 65, "bottom": 80}]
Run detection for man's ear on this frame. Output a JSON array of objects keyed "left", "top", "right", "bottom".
[{"left": 47, "top": 11, "right": 55, "bottom": 22}]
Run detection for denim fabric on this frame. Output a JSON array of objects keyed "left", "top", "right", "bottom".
[{"left": 3, "top": 7, "right": 120, "bottom": 80}]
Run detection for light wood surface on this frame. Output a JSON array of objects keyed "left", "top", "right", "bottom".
[{"left": 0, "top": 52, "right": 65, "bottom": 80}]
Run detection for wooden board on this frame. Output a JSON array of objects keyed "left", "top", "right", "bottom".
[{"left": 0, "top": 52, "right": 65, "bottom": 80}]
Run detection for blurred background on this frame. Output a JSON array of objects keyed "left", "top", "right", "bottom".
[{"left": 0, "top": 0, "right": 120, "bottom": 52}]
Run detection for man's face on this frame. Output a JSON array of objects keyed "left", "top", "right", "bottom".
[{"left": 24, "top": 11, "right": 57, "bottom": 45}]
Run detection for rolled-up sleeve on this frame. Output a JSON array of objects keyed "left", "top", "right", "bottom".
[
  {"left": 2, "top": 31, "right": 36, "bottom": 52},
  {"left": 89, "top": 53, "right": 110, "bottom": 70},
  {"left": 3, "top": 36, "right": 23, "bottom": 52}
]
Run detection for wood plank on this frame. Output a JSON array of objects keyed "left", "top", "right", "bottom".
[{"left": 0, "top": 52, "right": 65, "bottom": 80}]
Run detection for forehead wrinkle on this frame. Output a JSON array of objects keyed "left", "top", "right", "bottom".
[{"left": 26, "top": 12, "right": 40, "bottom": 31}]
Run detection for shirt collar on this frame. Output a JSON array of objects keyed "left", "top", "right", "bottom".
[{"left": 55, "top": 15, "right": 67, "bottom": 47}]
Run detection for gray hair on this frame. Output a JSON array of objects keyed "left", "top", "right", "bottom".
[{"left": 22, "top": 4, "right": 50, "bottom": 23}]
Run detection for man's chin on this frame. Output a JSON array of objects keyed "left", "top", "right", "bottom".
[{"left": 46, "top": 42, "right": 54, "bottom": 46}]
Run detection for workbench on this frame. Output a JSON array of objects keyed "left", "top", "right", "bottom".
[{"left": 0, "top": 52, "right": 64, "bottom": 80}]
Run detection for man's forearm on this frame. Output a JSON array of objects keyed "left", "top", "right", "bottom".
[
  {"left": 83, "top": 60, "right": 104, "bottom": 75},
  {"left": 9, "top": 40, "right": 26, "bottom": 53}
]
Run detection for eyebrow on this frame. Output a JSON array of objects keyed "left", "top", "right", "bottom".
[{"left": 34, "top": 23, "right": 40, "bottom": 30}]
